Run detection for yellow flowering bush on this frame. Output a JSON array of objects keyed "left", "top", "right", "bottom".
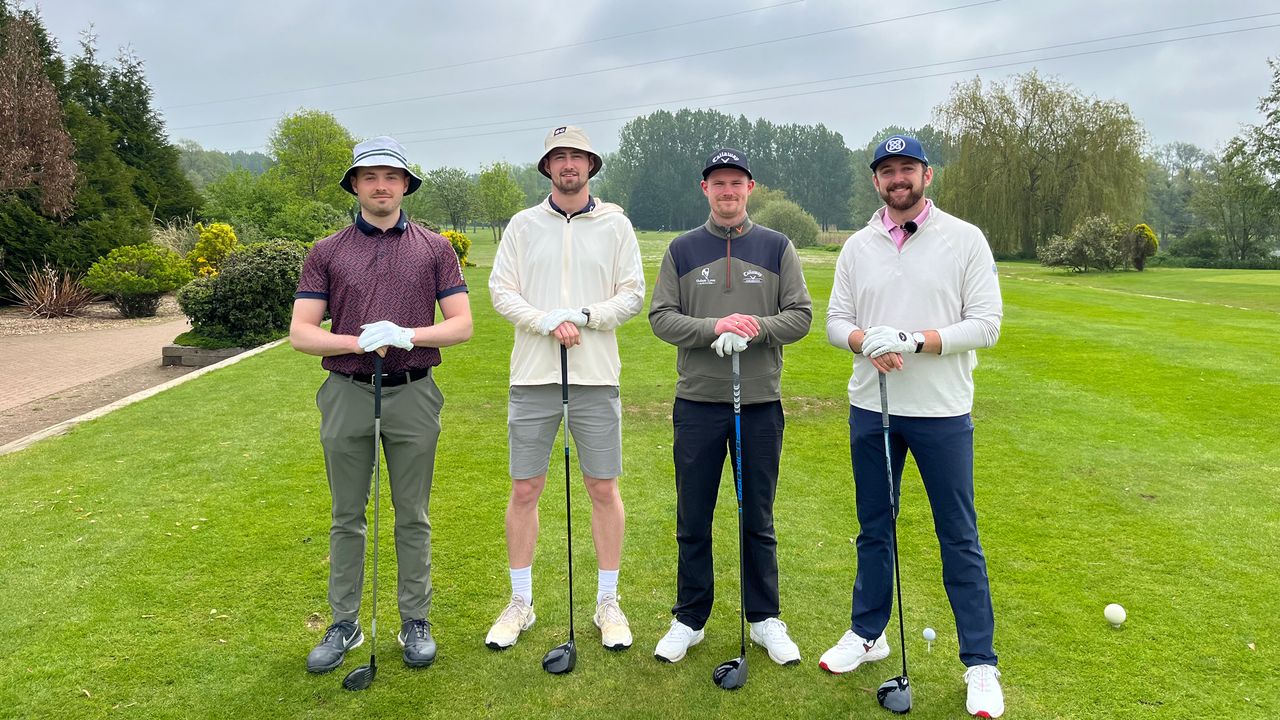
[
  {"left": 441, "top": 229, "right": 475, "bottom": 267},
  {"left": 187, "top": 222, "right": 240, "bottom": 277}
]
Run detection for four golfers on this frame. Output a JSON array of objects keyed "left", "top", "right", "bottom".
[{"left": 293, "top": 130, "right": 1004, "bottom": 717}]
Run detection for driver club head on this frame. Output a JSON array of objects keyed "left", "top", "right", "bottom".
[
  {"left": 712, "top": 655, "right": 748, "bottom": 690},
  {"left": 876, "top": 675, "right": 912, "bottom": 714},
  {"left": 341, "top": 658, "right": 377, "bottom": 691},
  {"left": 542, "top": 640, "right": 577, "bottom": 675}
]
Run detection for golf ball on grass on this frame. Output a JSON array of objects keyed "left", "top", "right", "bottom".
[
  {"left": 922, "top": 627, "right": 936, "bottom": 642},
  {"left": 1104, "top": 603, "right": 1126, "bottom": 628}
]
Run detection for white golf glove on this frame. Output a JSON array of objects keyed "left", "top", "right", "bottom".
[
  {"left": 711, "top": 331, "right": 749, "bottom": 357},
  {"left": 537, "top": 308, "right": 588, "bottom": 335},
  {"left": 358, "top": 320, "right": 415, "bottom": 352},
  {"left": 861, "top": 325, "right": 915, "bottom": 358}
]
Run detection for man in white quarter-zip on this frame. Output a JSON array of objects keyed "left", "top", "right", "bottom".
[
  {"left": 821, "top": 134, "right": 1005, "bottom": 718},
  {"left": 485, "top": 125, "right": 645, "bottom": 652}
]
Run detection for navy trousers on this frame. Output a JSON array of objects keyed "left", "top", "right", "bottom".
[
  {"left": 672, "top": 398, "right": 784, "bottom": 629},
  {"left": 849, "top": 405, "right": 998, "bottom": 667}
]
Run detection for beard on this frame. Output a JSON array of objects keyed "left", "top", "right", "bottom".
[
  {"left": 879, "top": 182, "right": 924, "bottom": 211},
  {"left": 552, "top": 172, "right": 585, "bottom": 194},
  {"left": 360, "top": 197, "right": 398, "bottom": 217}
]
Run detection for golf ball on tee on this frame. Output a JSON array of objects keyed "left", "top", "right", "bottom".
[
  {"left": 922, "top": 627, "right": 937, "bottom": 642},
  {"left": 1104, "top": 603, "right": 1126, "bottom": 628}
]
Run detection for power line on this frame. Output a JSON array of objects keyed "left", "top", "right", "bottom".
[
  {"left": 388, "top": 11, "right": 1280, "bottom": 141},
  {"left": 394, "top": 21, "right": 1280, "bottom": 146},
  {"left": 167, "top": 1, "right": 805, "bottom": 110},
  {"left": 169, "top": 0, "right": 1000, "bottom": 131}
]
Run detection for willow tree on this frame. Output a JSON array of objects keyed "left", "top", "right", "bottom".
[{"left": 935, "top": 71, "right": 1146, "bottom": 257}]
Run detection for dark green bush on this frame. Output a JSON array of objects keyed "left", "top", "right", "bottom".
[
  {"left": 83, "top": 243, "right": 192, "bottom": 317},
  {"left": 178, "top": 240, "right": 307, "bottom": 347},
  {"left": 753, "top": 199, "right": 820, "bottom": 248}
]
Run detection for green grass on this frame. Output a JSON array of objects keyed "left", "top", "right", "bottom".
[{"left": 2, "top": 238, "right": 1277, "bottom": 719}]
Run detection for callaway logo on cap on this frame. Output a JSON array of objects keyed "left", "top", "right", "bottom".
[
  {"left": 702, "top": 147, "right": 752, "bottom": 179},
  {"left": 553, "top": 126, "right": 567, "bottom": 136}
]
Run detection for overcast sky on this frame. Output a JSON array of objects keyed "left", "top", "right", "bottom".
[{"left": 34, "top": 0, "right": 1280, "bottom": 171}]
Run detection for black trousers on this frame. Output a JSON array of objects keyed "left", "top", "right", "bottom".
[{"left": 671, "top": 398, "right": 785, "bottom": 629}]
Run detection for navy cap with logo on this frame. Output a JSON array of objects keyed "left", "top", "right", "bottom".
[
  {"left": 702, "top": 148, "right": 752, "bottom": 180},
  {"left": 870, "top": 135, "right": 929, "bottom": 171}
]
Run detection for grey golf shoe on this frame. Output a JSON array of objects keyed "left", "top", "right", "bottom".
[
  {"left": 399, "top": 619, "right": 437, "bottom": 668},
  {"left": 306, "top": 620, "right": 363, "bottom": 673}
]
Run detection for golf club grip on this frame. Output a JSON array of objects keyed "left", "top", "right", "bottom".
[
  {"left": 373, "top": 353, "right": 383, "bottom": 419},
  {"left": 878, "top": 371, "right": 888, "bottom": 429},
  {"left": 560, "top": 345, "right": 568, "bottom": 402}
]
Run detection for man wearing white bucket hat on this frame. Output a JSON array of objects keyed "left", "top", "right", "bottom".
[
  {"left": 486, "top": 125, "right": 645, "bottom": 653},
  {"left": 291, "top": 136, "right": 473, "bottom": 673}
]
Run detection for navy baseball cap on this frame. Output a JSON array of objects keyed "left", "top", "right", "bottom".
[
  {"left": 702, "top": 148, "right": 752, "bottom": 179},
  {"left": 870, "top": 135, "right": 929, "bottom": 171}
]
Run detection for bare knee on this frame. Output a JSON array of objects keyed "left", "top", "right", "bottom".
[
  {"left": 583, "top": 476, "right": 621, "bottom": 507},
  {"left": 510, "top": 476, "right": 546, "bottom": 508}
]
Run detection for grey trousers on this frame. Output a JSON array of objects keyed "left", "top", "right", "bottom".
[{"left": 316, "top": 370, "right": 443, "bottom": 623}]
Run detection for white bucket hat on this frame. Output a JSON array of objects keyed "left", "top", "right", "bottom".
[
  {"left": 538, "top": 125, "right": 602, "bottom": 179},
  {"left": 340, "top": 136, "right": 423, "bottom": 195}
]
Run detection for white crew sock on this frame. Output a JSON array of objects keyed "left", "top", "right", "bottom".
[
  {"left": 597, "top": 568, "right": 619, "bottom": 604},
  {"left": 510, "top": 565, "right": 532, "bottom": 605}
]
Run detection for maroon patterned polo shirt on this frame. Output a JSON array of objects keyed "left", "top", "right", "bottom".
[{"left": 296, "top": 212, "right": 468, "bottom": 375}]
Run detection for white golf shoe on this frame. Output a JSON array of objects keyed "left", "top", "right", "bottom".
[
  {"left": 484, "top": 595, "right": 535, "bottom": 650},
  {"left": 592, "top": 594, "right": 633, "bottom": 650},
  {"left": 964, "top": 664, "right": 1004, "bottom": 718},
  {"left": 653, "top": 618, "right": 704, "bottom": 663},
  {"left": 749, "top": 617, "right": 801, "bottom": 665},
  {"left": 818, "top": 629, "right": 889, "bottom": 673}
]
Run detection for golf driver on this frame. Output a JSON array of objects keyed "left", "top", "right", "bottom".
[
  {"left": 542, "top": 344, "right": 577, "bottom": 675},
  {"left": 875, "top": 372, "right": 912, "bottom": 713},
  {"left": 343, "top": 353, "right": 384, "bottom": 691},
  {"left": 712, "top": 351, "right": 748, "bottom": 690}
]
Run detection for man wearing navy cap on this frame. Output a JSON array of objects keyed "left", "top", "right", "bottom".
[
  {"left": 291, "top": 136, "right": 473, "bottom": 673},
  {"left": 821, "top": 135, "right": 1005, "bottom": 717},
  {"left": 649, "top": 148, "right": 812, "bottom": 666}
]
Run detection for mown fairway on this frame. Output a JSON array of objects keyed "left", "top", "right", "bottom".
[{"left": 2, "top": 235, "right": 1276, "bottom": 719}]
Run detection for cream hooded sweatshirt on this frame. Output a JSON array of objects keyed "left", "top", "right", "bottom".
[{"left": 489, "top": 196, "right": 645, "bottom": 386}]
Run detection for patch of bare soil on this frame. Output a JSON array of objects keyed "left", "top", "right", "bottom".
[{"left": 0, "top": 296, "right": 183, "bottom": 337}]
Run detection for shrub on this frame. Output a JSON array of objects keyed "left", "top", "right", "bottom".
[
  {"left": 0, "top": 262, "right": 99, "bottom": 318},
  {"left": 84, "top": 244, "right": 192, "bottom": 317},
  {"left": 186, "top": 222, "right": 240, "bottom": 277},
  {"left": 1127, "top": 223, "right": 1159, "bottom": 271},
  {"left": 747, "top": 184, "right": 788, "bottom": 217},
  {"left": 753, "top": 198, "right": 820, "bottom": 248},
  {"left": 178, "top": 240, "right": 307, "bottom": 347},
  {"left": 1038, "top": 214, "right": 1126, "bottom": 272},
  {"left": 441, "top": 229, "right": 475, "bottom": 267}
]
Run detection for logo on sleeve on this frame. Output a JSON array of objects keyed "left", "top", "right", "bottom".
[
  {"left": 742, "top": 269, "right": 763, "bottom": 284},
  {"left": 695, "top": 267, "right": 716, "bottom": 286}
]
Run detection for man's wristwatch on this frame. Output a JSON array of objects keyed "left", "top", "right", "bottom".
[
  {"left": 911, "top": 331, "right": 926, "bottom": 353},
  {"left": 581, "top": 307, "right": 592, "bottom": 327}
]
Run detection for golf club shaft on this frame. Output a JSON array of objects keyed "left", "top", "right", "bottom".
[
  {"left": 732, "top": 352, "right": 746, "bottom": 655},
  {"left": 561, "top": 344, "right": 574, "bottom": 641},
  {"left": 370, "top": 353, "right": 383, "bottom": 664},
  {"left": 878, "top": 372, "right": 908, "bottom": 679}
]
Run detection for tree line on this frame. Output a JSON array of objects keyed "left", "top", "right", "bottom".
[{"left": 5, "top": 1, "right": 1279, "bottom": 295}]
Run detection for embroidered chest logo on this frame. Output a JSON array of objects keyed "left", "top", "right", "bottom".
[
  {"left": 742, "top": 269, "right": 763, "bottom": 284},
  {"left": 695, "top": 267, "right": 716, "bottom": 286}
]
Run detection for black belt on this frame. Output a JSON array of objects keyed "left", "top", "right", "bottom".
[{"left": 336, "top": 366, "right": 431, "bottom": 387}]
